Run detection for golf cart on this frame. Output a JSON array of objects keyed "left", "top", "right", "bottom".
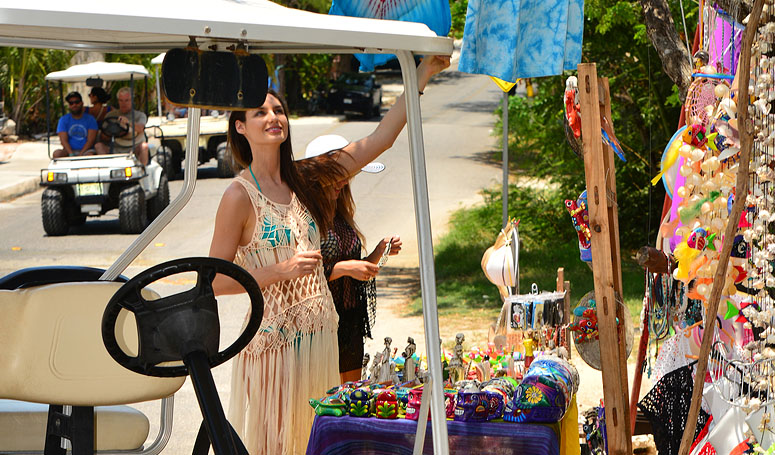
[
  {"left": 147, "top": 52, "right": 234, "bottom": 180},
  {"left": 0, "top": 1, "right": 453, "bottom": 454},
  {"left": 40, "top": 62, "right": 170, "bottom": 235}
]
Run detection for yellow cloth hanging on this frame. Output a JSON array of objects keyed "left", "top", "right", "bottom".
[
  {"left": 490, "top": 76, "right": 517, "bottom": 92},
  {"left": 559, "top": 394, "right": 581, "bottom": 455}
]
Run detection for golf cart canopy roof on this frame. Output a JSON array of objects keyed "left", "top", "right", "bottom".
[
  {"left": 45, "top": 61, "right": 150, "bottom": 82},
  {"left": 0, "top": 0, "right": 452, "bottom": 55}
]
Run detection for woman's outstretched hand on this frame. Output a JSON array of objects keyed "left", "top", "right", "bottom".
[
  {"left": 367, "top": 235, "right": 402, "bottom": 263},
  {"left": 420, "top": 55, "right": 451, "bottom": 80}
]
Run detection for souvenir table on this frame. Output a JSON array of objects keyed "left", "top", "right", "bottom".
[{"left": 306, "top": 415, "right": 560, "bottom": 455}]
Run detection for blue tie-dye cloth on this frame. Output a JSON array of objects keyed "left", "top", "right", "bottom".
[
  {"left": 329, "top": 0, "right": 451, "bottom": 71},
  {"left": 458, "top": 0, "right": 584, "bottom": 82}
]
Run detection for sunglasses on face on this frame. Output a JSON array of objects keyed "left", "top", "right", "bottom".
[{"left": 67, "top": 99, "right": 81, "bottom": 105}]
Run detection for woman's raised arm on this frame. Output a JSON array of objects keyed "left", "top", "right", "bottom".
[{"left": 337, "top": 55, "right": 450, "bottom": 175}]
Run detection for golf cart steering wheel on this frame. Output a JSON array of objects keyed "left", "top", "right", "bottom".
[
  {"left": 101, "top": 117, "right": 130, "bottom": 138},
  {"left": 102, "top": 257, "right": 263, "bottom": 378}
]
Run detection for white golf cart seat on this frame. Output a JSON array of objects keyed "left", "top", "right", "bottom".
[{"left": 0, "top": 281, "right": 185, "bottom": 454}]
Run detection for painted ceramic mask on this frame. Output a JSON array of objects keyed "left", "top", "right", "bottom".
[
  {"left": 348, "top": 388, "right": 372, "bottom": 417},
  {"left": 375, "top": 390, "right": 399, "bottom": 419}
]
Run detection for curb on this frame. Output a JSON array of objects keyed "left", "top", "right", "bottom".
[{"left": 0, "top": 177, "right": 40, "bottom": 203}]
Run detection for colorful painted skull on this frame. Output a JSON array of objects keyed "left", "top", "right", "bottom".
[
  {"left": 375, "top": 390, "right": 399, "bottom": 419},
  {"left": 395, "top": 387, "right": 410, "bottom": 416},
  {"left": 405, "top": 387, "right": 424, "bottom": 420},
  {"left": 348, "top": 388, "right": 372, "bottom": 417},
  {"left": 454, "top": 390, "right": 489, "bottom": 421}
]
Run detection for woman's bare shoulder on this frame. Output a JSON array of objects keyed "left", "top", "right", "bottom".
[{"left": 217, "top": 179, "right": 253, "bottom": 216}]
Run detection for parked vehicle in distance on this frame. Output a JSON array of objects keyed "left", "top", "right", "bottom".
[{"left": 326, "top": 72, "right": 382, "bottom": 118}]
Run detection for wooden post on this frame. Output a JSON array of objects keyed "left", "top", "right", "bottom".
[
  {"left": 677, "top": 1, "right": 763, "bottom": 453},
  {"left": 578, "top": 63, "right": 632, "bottom": 455},
  {"left": 556, "top": 267, "right": 571, "bottom": 358}
]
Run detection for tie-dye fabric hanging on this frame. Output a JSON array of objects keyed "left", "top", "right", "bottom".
[
  {"left": 328, "top": 0, "right": 451, "bottom": 71},
  {"left": 458, "top": 0, "right": 584, "bottom": 82}
]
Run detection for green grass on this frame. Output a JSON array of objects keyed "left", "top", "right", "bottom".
[{"left": 409, "top": 190, "right": 645, "bottom": 326}]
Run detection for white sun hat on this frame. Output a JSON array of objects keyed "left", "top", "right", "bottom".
[{"left": 304, "top": 134, "right": 385, "bottom": 173}]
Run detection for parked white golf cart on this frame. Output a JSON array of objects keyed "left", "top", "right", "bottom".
[
  {"left": 41, "top": 62, "right": 170, "bottom": 235},
  {"left": 147, "top": 52, "right": 234, "bottom": 180}
]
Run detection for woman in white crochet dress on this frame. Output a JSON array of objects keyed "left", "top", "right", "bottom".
[{"left": 208, "top": 55, "right": 449, "bottom": 454}]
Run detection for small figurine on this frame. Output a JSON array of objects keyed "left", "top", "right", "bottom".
[
  {"left": 349, "top": 389, "right": 372, "bottom": 417},
  {"left": 523, "top": 329, "right": 535, "bottom": 371},
  {"left": 369, "top": 352, "right": 382, "bottom": 382},
  {"left": 361, "top": 353, "right": 370, "bottom": 381},
  {"left": 379, "top": 337, "right": 393, "bottom": 383},
  {"left": 447, "top": 333, "right": 466, "bottom": 385},
  {"left": 403, "top": 337, "right": 417, "bottom": 382},
  {"left": 375, "top": 390, "right": 399, "bottom": 419},
  {"left": 564, "top": 76, "right": 581, "bottom": 138}
]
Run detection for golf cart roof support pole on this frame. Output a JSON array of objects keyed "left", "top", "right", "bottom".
[
  {"left": 502, "top": 90, "right": 508, "bottom": 229},
  {"left": 100, "top": 108, "right": 202, "bottom": 281},
  {"left": 45, "top": 79, "right": 50, "bottom": 155},
  {"left": 58, "top": 81, "right": 64, "bottom": 119},
  {"left": 396, "top": 50, "right": 450, "bottom": 455},
  {"left": 130, "top": 75, "right": 136, "bottom": 150},
  {"left": 155, "top": 66, "right": 162, "bottom": 117},
  {"left": 144, "top": 76, "right": 149, "bottom": 118}
]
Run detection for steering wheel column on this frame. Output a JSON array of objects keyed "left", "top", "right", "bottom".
[{"left": 102, "top": 257, "right": 263, "bottom": 455}]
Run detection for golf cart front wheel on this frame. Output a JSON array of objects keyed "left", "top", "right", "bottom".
[
  {"left": 216, "top": 143, "right": 234, "bottom": 178},
  {"left": 41, "top": 187, "right": 69, "bottom": 236},
  {"left": 147, "top": 174, "right": 170, "bottom": 221},
  {"left": 119, "top": 184, "right": 147, "bottom": 234}
]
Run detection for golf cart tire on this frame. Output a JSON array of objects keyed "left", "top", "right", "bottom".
[
  {"left": 161, "top": 140, "right": 183, "bottom": 180},
  {"left": 41, "top": 187, "right": 69, "bottom": 236},
  {"left": 119, "top": 185, "right": 147, "bottom": 234},
  {"left": 216, "top": 143, "right": 234, "bottom": 178},
  {"left": 147, "top": 174, "right": 170, "bottom": 221},
  {"left": 155, "top": 146, "right": 175, "bottom": 180}
]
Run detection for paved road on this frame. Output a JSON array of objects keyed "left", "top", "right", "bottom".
[{"left": 0, "top": 63, "right": 504, "bottom": 452}]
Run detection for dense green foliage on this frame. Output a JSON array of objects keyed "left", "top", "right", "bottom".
[
  {"left": 418, "top": 0, "right": 702, "bottom": 319},
  {"left": 497, "top": 0, "right": 699, "bottom": 254}
]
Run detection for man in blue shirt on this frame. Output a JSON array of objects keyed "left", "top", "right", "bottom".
[{"left": 53, "top": 91, "right": 98, "bottom": 158}]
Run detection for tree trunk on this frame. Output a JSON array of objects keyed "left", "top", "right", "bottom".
[{"left": 638, "top": 0, "right": 693, "bottom": 102}]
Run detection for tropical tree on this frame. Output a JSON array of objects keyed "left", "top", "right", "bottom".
[{"left": 0, "top": 47, "right": 73, "bottom": 135}]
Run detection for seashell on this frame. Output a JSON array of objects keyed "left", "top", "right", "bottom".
[
  {"left": 715, "top": 84, "right": 730, "bottom": 99},
  {"left": 720, "top": 98, "right": 738, "bottom": 118}
]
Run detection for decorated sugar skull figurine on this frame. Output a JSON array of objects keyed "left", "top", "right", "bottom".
[
  {"left": 375, "top": 389, "right": 399, "bottom": 419},
  {"left": 405, "top": 387, "right": 424, "bottom": 420},
  {"left": 454, "top": 383, "right": 489, "bottom": 422},
  {"left": 348, "top": 388, "right": 372, "bottom": 417}
]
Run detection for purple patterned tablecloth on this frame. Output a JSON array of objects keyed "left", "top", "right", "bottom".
[{"left": 306, "top": 415, "right": 560, "bottom": 455}]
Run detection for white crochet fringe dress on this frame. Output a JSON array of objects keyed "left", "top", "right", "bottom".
[{"left": 228, "top": 176, "right": 340, "bottom": 455}]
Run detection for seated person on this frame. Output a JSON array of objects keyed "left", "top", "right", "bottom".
[
  {"left": 95, "top": 87, "right": 149, "bottom": 165},
  {"left": 85, "top": 87, "right": 112, "bottom": 124},
  {"left": 53, "top": 91, "right": 98, "bottom": 158}
]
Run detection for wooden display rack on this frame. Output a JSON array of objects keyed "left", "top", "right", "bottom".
[{"left": 577, "top": 63, "right": 632, "bottom": 455}]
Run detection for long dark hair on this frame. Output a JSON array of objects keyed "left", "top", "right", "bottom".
[
  {"left": 228, "top": 89, "right": 348, "bottom": 234},
  {"left": 335, "top": 182, "right": 364, "bottom": 245}
]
